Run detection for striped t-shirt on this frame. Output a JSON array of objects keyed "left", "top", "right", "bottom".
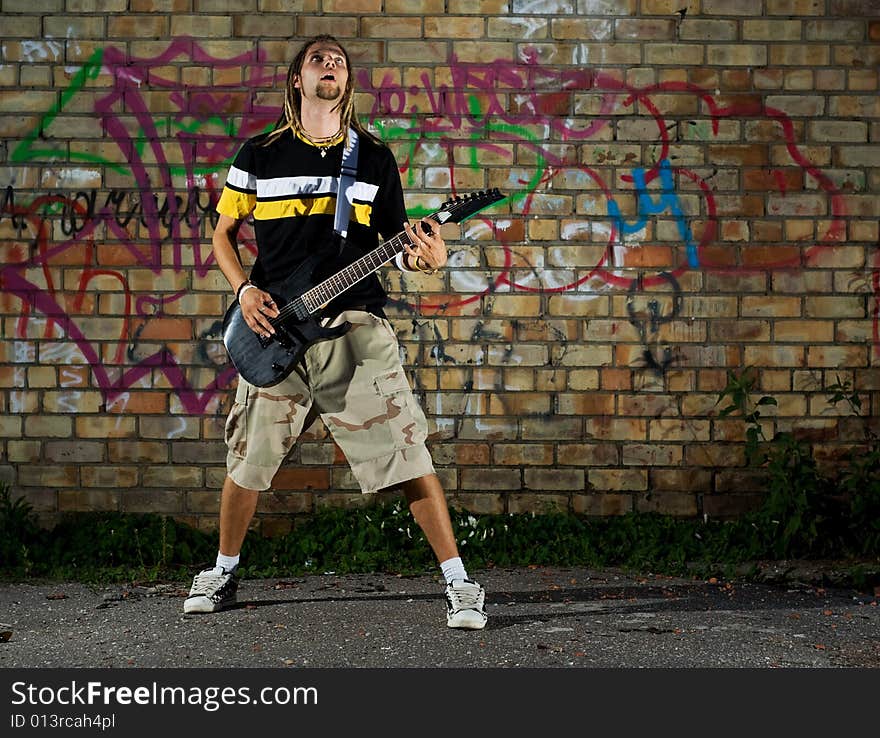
[{"left": 216, "top": 128, "right": 407, "bottom": 315}]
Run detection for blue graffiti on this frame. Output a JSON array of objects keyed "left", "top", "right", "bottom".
[{"left": 607, "top": 158, "right": 698, "bottom": 268}]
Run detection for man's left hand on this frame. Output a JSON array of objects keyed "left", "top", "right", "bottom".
[{"left": 403, "top": 220, "right": 446, "bottom": 273}]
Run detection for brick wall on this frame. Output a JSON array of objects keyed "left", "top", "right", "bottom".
[{"left": 1, "top": 0, "right": 878, "bottom": 534}]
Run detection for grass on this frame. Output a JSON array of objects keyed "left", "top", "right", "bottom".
[{"left": 1, "top": 491, "right": 877, "bottom": 590}]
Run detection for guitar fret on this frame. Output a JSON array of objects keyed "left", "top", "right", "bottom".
[
  {"left": 293, "top": 192, "right": 502, "bottom": 316},
  {"left": 304, "top": 232, "right": 415, "bottom": 311}
]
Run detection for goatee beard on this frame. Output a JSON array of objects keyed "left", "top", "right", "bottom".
[{"left": 316, "top": 84, "right": 341, "bottom": 101}]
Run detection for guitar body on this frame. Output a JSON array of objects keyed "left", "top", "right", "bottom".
[{"left": 222, "top": 253, "right": 350, "bottom": 387}]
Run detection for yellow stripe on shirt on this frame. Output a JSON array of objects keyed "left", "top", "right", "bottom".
[
  {"left": 217, "top": 187, "right": 256, "bottom": 219},
  {"left": 255, "top": 197, "right": 373, "bottom": 225}
]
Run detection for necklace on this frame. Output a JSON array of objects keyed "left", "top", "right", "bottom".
[{"left": 297, "top": 127, "right": 344, "bottom": 157}]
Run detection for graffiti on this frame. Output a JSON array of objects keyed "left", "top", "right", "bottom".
[
  {"left": 1, "top": 39, "right": 871, "bottom": 424},
  {"left": 608, "top": 159, "right": 697, "bottom": 269},
  {"left": 626, "top": 273, "right": 681, "bottom": 374}
]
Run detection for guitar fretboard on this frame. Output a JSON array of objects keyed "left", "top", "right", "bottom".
[{"left": 299, "top": 227, "right": 426, "bottom": 315}]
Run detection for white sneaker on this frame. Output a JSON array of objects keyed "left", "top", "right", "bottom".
[
  {"left": 445, "top": 579, "right": 487, "bottom": 630},
  {"left": 183, "top": 566, "right": 238, "bottom": 614}
]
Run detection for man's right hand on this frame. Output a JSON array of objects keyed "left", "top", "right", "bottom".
[{"left": 240, "top": 286, "right": 279, "bottom": 338}]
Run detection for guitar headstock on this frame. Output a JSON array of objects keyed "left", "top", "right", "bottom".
[{"left": 432, "top": 188, "right": 506, "bottom": 225}]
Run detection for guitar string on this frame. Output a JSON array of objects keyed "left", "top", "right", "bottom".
[
  {"left": 261, "top": 192, "right": 497, "bottom": 326},
  {"left": 270, "top": 231, "right": 412, "bottom": 322}
]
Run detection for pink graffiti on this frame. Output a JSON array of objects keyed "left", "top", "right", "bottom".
[{"left": 2, "top": 39, "right": 281, "bottom": 412}]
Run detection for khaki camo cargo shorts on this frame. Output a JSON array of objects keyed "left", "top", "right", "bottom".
[{"left": 225, "top": 309, "right": 435, "bottom": 493}]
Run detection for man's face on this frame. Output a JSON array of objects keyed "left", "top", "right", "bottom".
[{"left": 295, "top": 43, "right": 348, "bottom": 103}]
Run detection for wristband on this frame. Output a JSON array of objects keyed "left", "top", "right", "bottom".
[{"left": 236, "top": 280, "right": 256, "bottom": 301}]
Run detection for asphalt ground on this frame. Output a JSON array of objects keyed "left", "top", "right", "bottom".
[
  {"left": 1, "top": 566, "right": 878, "bottom": 734},
  {"left": 2, "top": 565, "right": 878, "bottom": 669}
]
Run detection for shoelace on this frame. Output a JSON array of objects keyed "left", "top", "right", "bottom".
[
  {"left": 448, "top": 584, "right": 482, "bottom": 611},
  {"left": 190, "top": 568, "right": 230, "bottom": 596}
]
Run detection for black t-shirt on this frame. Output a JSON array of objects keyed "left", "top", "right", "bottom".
[{"left": 216, "top": 128, "right": 407, "bottom": 315}]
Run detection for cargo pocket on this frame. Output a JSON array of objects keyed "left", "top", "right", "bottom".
[{"left": 373, "top": 370, "right": 427, "bottom": 453}]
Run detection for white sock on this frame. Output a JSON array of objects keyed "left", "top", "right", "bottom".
[
  {"left": 440, "top": 556, "right": 468, "bottom": 584},
  {"left": 215, "top": 552, "right": 240, "bottom": 572}
]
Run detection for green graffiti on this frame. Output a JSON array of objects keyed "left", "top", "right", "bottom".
[{"left": 10, "top": 49, "right": 130, "bottom": 174}]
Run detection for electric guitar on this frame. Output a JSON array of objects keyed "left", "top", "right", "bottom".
[{"left": 222, "top": 188, "right": 505, "bottom": 387}]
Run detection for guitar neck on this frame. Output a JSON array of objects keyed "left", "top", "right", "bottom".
[{"left": 299, "top": 217, "right": 437, "bottom": 315}]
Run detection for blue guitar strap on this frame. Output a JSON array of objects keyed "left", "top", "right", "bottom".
[{"left": 333, "top": 128, "right": 359, "bottom": 239}]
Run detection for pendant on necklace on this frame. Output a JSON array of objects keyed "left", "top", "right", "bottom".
[{"left": 320, "top": 149, "right": 327, "bottom": 158}]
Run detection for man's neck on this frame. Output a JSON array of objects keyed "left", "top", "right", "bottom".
[{"left": 299, "top": 105, "right": 342, "bottom": 139}]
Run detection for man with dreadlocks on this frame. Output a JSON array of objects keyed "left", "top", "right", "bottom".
[{"left": 183, "top": 35, "right": 487, "bottom": 630}]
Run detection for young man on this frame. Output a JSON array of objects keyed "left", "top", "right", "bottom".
[{"left": 183, "top": 35, "right": 487, "bottom": 629}]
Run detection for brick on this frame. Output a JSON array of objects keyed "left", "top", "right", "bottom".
[
  {"left": 58, "top": 489, "right": 120, "bottom": 512},
  {"left": 460, "top": 468, "right": 521, "bottom": 491},
  {"left": 44, "top": 441, "right": 104, "bottom": 463},
  {"left": 458, "top": 419, "right": 519, "bottom": 440},
  {"left": 507, "top": 493, "right": 569, "bottom": 514},
  {"left": 18, "top": 465, "right": 78, "bottom": 487},
  {"left": 323, "top": 0, "right": 381, "bottom": 10},
  {"left": 108, "top": 15, "right": 169, "bottom": 37},
  {"left": 644, "top": 44, "right": 704, "bottom": 66},
  {"left": 810, "top": 121, "right": 868, "bottom": 142},
  {"left": 170, "top": 16, "right": 234, "bottom": 37},
  {"left": 81, "top": 466, "right": 139, "bottom": 487},
  {"left": 622, "top": 444, "right": 682, "bottom": 466},
  {"left": 424, "top": 17, "right": 483, "bottom": 39},
  {"left": 708, "top": 45, "right": 768, "bottom": 67},
  {"left": 557, "top": 393, "right": 615, "bottom": 415},
  {"left": 614, "top": 18, "right": 674, "bottom": 40},
  {"left": 233, "top": 15, "right": 296, "bottom": 37},
  {"left": 108, "top": 441, "right": 168, "bottom": 463},
  {"left": 651, "top": 469, "right": 712, "bottom": 493},
  {"left": 391, "top": 0, "right": 444, "bottom": 10},
  {"left": 649, "top": 418, "right": 711, "bottom": 442},
  {"left": 25, "top": 416, "right": 71, "bottom": 438},
  {"left": 804, "top": 296, "right": 865, "bottom": 318},
  {"left": 743, "top": 20, "right": 802, "bottom": 40},
  {"left": 774, "top": 320, "right": 834, "bottom": 342},
  {"left": 488, "top": 392, "right": 551, "bottom": 416},
  {"left": 271, "top": 468, "right": 331, "bottom": 491},
  {"left": 121, "top": 490, "right": 183, "bottom": 513},
  {"left": 429, "top": 443, "right": 491, "bottom": 466},
  {"left": 257, "top": 488, "right": 314, "bottom": 514},
  {"left": 523, "top": 468, "right": 584, "bottom": 491},
  {"left": 493, "top": 444, "right": 553, "bottom": 466},
  {"left": 573, "top": 493, "right": 632, "bottom": 516},
  {"left": 741, "top": 296, "right": 802, "bottom": 318},
  {"left": 448, "top": 493, "right": 504, "bottom": 515},
  {"left": 743, "top": 345, "right": 806, "bottom": 366},
  {"left": 687, "top": 444, "right": 746, "bottom": 467},
  {"left": 636, "top": 490, "right": 697, "bottom": 517},
  {"left": 588, "top": 469, "right": 647, "bottom": 492},
  {"left": 143, "top": 466, "right": 203, "bottom": 488},
  {"left": 139, "top": 417, "right": 200, "bottom": 439}
]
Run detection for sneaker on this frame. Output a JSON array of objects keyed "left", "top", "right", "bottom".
[
  {"left": 183, "top": 566, "right": 238, "bottom": 614},
  {"left": 445, "top": 578, "right": 487, "bottom": 630}
]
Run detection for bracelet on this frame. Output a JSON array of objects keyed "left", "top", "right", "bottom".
[{"left": 236, "top": 280, "right": 256, "bottom": 301}]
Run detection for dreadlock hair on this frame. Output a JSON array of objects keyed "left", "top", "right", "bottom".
[{"left": 261, "top": 34, "right": 379, "bottom": 148}]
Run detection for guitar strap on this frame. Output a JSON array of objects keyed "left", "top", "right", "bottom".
[{"left": 333, "top": 128, "right": 359, "bottom": 241}]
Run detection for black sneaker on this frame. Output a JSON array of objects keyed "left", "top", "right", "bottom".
[{"left": 183, "top": 566, "right": 238, "bottom": 614}]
